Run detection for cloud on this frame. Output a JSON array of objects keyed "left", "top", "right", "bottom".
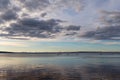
[
  {"left": 66, "top": 25, "right": 81, "bottom": 31},
  {"left": 1, "top": 9, "right": 18, "bottom": 21},
  {"left": 0, "top": 0, "right": 84, "bottom": 39},
  {"left": 81, "top": 26, "right": 120, "bottom": 40},
  {"left": 64, "top": 25, "right": 81, "bottom": 37},
  {"left": 41, "top": 13, "right": 47, "bottom": 17},
  {"left": 100, "top": 10, "right": 120, "bottom": 26},
  {"left": 0, "top": 17, "right": 82, "bottom": 40},
  {"left": 0, "top": 0, "right": 10, "bottom": 11},
  {"left": 0, "top": 0, "right": 83, "bottom": 40},
  {"left": 0, "top": 0, "right": 119, "bottom": 42},
  {"left": 0, "top": 18, "right": 62, "bottom": 39},
  {"left": 49, "top": 0, "right": 84, "bottom": 12},
  {"left": 21, "top": 0, "right": 50, "bottom": 11},
  {"left": 10, "top": 0, "right": 84, "bottom": 15},
  {"left": 0, "top": 41, "right": 28, "bottom": 47},
  {"left": 81, "top": 11, "right": 120, "bottom": 40}
]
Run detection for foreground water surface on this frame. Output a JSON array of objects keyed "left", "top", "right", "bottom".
[{"left": 0, "top": 53, "right": 120, "bottom": 80}]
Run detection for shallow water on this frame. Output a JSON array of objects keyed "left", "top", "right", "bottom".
[{"left": 0, "top": 53, "right": 120, "bottom": 80}]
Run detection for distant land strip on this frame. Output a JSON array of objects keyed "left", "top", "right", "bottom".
[{"left": 0, "top": 51, "right": 120, "bottom": 54}]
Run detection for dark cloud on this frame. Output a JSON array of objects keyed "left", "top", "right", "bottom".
[
  {"left": 41, "top": 13, "right": 47, "bottom": 17},
  {"left": 64, "top": 25, "right": 81, "bottom": 37},
  {"left": 81, "top": 26, "right": 120, "bottom": 40},
  {"left": 7, "top": 37, "right": 29, "bottom": 40},
  {"left": 0, "top": 19, "right": 4, "bottom": 24},
  {"left": 100, "top": 11, "right": 120, "bottom": 26},
  {"left": 81, "top": 11, "right": 120, "bottom": 40},
  {"left": 1, "top": 18, "right": 63, "bottom": 39},
  {"left": 1, "top": 10, "right": 18, "bottom": 21},
  {"left": 66, "top": 25, "right": 81, "bottom": 31},
  {"left": 0, "top": 18, "right": 82, "bottom": 40},
  {"left": 0, "top": 0, "right": 10, "bottom": 10},
  {"left": 18, "top": 18, "right": 62, "bottom": 33},
  {"left": 65, "top": 32, "right": 78, "bottom": 36}
]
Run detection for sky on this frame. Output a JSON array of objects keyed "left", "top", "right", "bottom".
[{"left": 0, "top": 0, "right": 120, "bottom": 52}]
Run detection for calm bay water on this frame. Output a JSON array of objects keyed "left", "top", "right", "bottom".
[{"left": 0, "top": 53, "right": 120, "bottom": 80}]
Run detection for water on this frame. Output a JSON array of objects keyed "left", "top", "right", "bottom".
[{"left": 0, "top": 53, "right": 120, "bottom": 80}]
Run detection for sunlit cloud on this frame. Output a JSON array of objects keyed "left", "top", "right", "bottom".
[{"left": 0, "top": 41, "right": 28, "bottom": 47}]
